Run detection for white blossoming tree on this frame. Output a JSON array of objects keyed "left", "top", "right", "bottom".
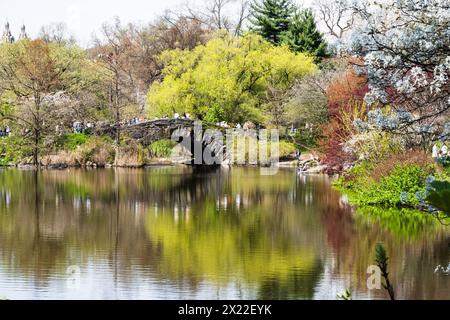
[{"left": 351, "top": 0, "right": 450, "bottom": 143}]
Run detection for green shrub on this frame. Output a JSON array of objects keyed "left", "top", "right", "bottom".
[
  {"left": 56, "top": 133, "right": 90, "bottom": 151},
  {"left": 445, "top": 166, "right": 450, "bottom": 176},
  {"left": 336, "top": 151, "right": 445, "bottom": 207},
  {"left": 230, "top": 137, "right": 297, "bottom": 163},
  {"left": 0, "top": 136, "right": 30, "bottom": 165},
  {"left": 437, "top": 155, "right": 450, "bottom": 168},
  {"left": 278, "top": 141, "right": 297, "bottom": 159},
  {"left": 360, "top": 164, "right": 432, "bottom": 206},
  {"left": 334, "top": 161, "right": 375, "bottom": 189},
  {"left": 149, "top": 139, "right": 176, "bottom": 158},
  {"left": 425, "top": 180, "right": 450, "bottom": 217}
]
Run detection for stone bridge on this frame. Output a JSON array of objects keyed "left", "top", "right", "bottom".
[
  {"left": 89, "top": 118, "right": 224, "bottom": 165},
  {"left": 90, "top": 118, "right": 194, "bottom": 146}
]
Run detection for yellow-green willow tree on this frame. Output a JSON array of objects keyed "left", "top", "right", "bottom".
[{"left": 147, "top": 33, "right": 316, "bottom": 124}]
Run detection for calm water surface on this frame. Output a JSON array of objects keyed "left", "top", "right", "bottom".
[{"left": 0, "top": 167, "right": 448, "bottom": 299}]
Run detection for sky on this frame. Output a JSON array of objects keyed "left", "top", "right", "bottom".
[
  {"left": 0, "top": 0, "right": 313, "bottom": 47},
  {"left": 0, "top": 0, "right": 195, "bottom": 47}
]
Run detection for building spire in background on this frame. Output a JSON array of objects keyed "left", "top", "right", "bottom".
[
  {"left": 19, "top": 24, "right": 28, "bottom": 40},
  {"left": 1, "top": 21, "right": 15, "bottom": 43}
]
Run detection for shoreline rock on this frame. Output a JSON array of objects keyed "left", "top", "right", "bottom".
[{"left": 297, "top": 154, "right": 327, "bottom": 174}]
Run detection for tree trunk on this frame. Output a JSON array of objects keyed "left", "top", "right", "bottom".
[
  {"left": 33, "top": 129, "right": 39, "bottom": 168},
  {"left": 33, "top": 95, "right": 41, "bottom": 169},
  {"left": 113, "top": 78, "right": 120, "bottom": 166}
]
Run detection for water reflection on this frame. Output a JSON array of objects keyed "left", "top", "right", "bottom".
[{"left": 0, "top": 167, "right": 448, "bottom": 299}]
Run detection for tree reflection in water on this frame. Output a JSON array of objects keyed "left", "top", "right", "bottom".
[{"left": 0, "top": 167, "right": 448, "bottom": 299}]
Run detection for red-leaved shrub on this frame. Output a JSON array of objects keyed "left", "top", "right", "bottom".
[{"left": 319, "top": 67, "right": 368, "bottom": 173}]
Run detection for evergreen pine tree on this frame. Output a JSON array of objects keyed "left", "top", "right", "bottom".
[
  {"left": 249, "top": 0, "right": 295, "bottom": 45},
  {"left": 281, "top": 9, "right": 329, "bottom": 61}
]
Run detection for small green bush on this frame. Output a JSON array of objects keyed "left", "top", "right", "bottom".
[
  {"left": 335, "top": 153, "right": 445, "bottom": 207},
  {"left": 437, "top": 155, "right": 450, "bottom": 168},
  {"left": 278, "top": 141, "right": 297, "bottom": 159},
  {"left": 360, "top": 164, "right": 432, "bottom": 206},
  {"left": 425, "top": 180, "right": 450, "bottom": 217},
  {"left": 230, "top": 137, "right": 296, "bottom": 163},
  {"left": 335, "top": 150, "right": 447, "bottom": 207},
  {"left": 56, "top": 133, "right": 90, "bottom": 151},
  {"left": 149, "top": 139, "right": 176, "bottom": 158},
  {"left": 0, "top": 136, "right": 30, "bottom": 165}
]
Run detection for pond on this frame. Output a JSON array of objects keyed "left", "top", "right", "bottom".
[{"left": 0, "top": 167, "right": 448, "bottom": 299}]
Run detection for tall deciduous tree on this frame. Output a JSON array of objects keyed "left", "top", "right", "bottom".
[
  {"left": 0, "top": 39, "right": 91, "bottom": 166},
  {"left": 281, "top": 9, "right": 328, "bottom": 62},
  {"left": 93, "top": 20, "right": 137, "bottom": 165},
  {"left": 248, "top": 0, "right": 294, "bottom": 45},
  {"left": 38, "top": 22, "right": 77, "bottom": 46},
  {"left": 93, "top": 18, "right": 210, "bottom": 164},
  {"left": 314, "top": 0, "right": 355, "bottom": 40},
  {"left": 147, "top": 33, "right": 316, "bottom": 124},
  {"left": 286, "top": 59, "right": 349, "bottom": 147},
  {"left": 166, "top": 0, "right": 250, "bottom": 36}
]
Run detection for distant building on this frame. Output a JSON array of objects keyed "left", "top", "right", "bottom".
[
  {"left": 1, "top": 22, "right": 14, "bottom": 43},
  {"left": 1, "top": 22, "right": 28, "bottom": 43},
  {"left": 18, "top": 24, "right": 28, "bottom": 40}
]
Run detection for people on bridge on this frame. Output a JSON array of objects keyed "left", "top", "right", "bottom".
[
  {"left": 217, "top": 121, "right": 229, "bottom": 128},
  {"left": 73, "top": 121, "right": 84, "bottom": 133},
  {"left": 0, "top": 126, "right": 11, "bottom": 138}
]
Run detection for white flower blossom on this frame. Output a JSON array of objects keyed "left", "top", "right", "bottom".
[{"left": 352, "top": 0, "right": 450, "bottom": 129}]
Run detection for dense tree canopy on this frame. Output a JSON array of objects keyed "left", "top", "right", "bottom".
[
  {"left": 249, "top": 0, "right": 294, "bottom": 45},
  {"left": 146, "top": 33, "right": 316, "bottom": 124},
  {"left": 352, "top": 0, "right": 450, "bottom": 138},
  {"left": 281, "top": 9, "right": 328, "bottom": 62},
  {"left": 249, "top": 1, "right": 328, "bottom": 62}
]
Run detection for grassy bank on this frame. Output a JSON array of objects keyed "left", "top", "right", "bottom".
[{"left": 334, "top": 151, "right": 450, "bottom": 217}]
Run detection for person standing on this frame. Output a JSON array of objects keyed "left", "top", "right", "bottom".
[
  {"left": 296, "top": 148, "right": 301, "bottom": 160},
  {"left": 432, "top": 144, "right": 439, "bottom": 158},
  {"left": 442, "top": 144, "right": 448, "bottom": 157}
]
